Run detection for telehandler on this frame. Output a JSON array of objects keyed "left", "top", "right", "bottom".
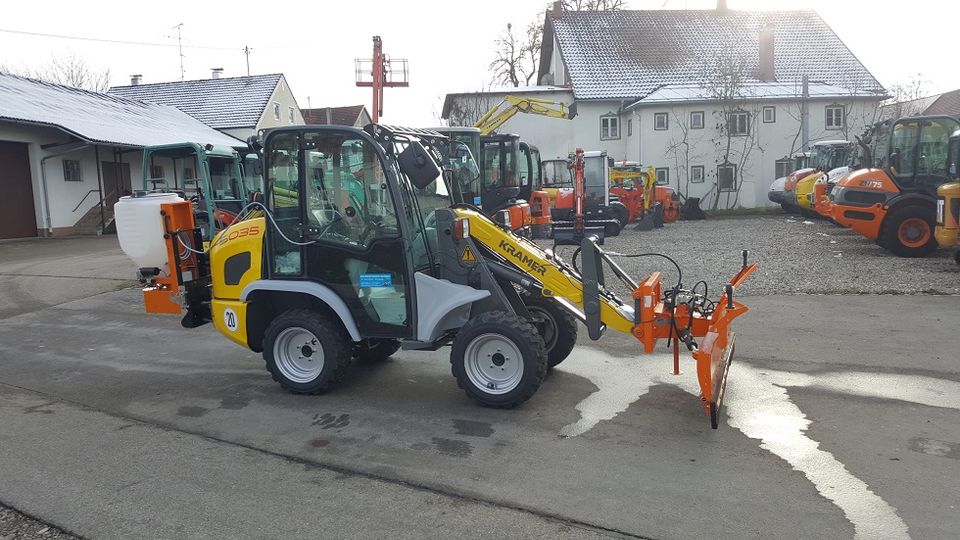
[{"left": 117, "top": 124, "right": 756, "bottom": 429}]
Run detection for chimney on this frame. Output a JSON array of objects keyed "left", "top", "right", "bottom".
[
  {"left": 552, "top": 0, "right": 562, "bottom": 14},
  {"left": 717, "top": 0, "right": 728, "bottom": 11},
  {"left": 130, "top": 74, "right": 142, "bottom": 86},
  {"left": 758, "top": 24, "right": 776, "bottom": 82},
  {"left": 211, "top": 68, "right": 224, "bottom": 79}
]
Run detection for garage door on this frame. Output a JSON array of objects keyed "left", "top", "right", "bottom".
[{"left": 0, "top": 141, "right": 37, "bottom": 239}]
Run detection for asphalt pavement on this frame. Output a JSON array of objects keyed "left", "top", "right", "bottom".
[{"left": 0, "top": 230, "right": 958, "bottom": 539}]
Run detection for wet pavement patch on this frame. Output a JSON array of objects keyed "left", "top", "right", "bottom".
[
  {"left": 452, "top": 419, "right": 494, "bottom": 437},
  {"left": 909, "top": 438, "right": 959, "bottom": 460},
  {"left": 176, "top": 406, "right": 209, "bottom": 417},
  {"left": 431, "top": 437, "right": 473, "bottom": 458}
]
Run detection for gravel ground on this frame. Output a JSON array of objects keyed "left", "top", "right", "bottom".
[
  {"left": 542, "top": 213, "right": 960, "bottom": 297},
  {"left": 0, "top": 506, "right": 76, "bottom": 540}
]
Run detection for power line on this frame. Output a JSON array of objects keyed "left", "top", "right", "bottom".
[{"left": 0, "top": 26, "right": 239, "bottom": 51}]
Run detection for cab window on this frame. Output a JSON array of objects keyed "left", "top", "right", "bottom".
[
  {"left": 207, "top": 156, "right": 242, "bottom": 200},
  {"left": 302, "top": 134, "right": 399, "bottom": 248}
]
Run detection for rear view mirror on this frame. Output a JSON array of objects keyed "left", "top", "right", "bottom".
[{"left": 398, "top": 141, "right": 441, "bottom": 189}]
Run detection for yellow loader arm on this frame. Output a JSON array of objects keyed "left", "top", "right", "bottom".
[
  {"left": 451, "top": 207, "right": 756, "bottom": 428},
  {"left": 474, "top": 95, "right": 577, "bottom": 136}
]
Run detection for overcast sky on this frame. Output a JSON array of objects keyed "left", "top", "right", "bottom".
[{"left": 1, "top": 0, "right": 956, "bottom": 126}]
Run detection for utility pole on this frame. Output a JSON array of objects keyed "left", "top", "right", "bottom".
[
  {"left": 355, "top": 36, "right": 409, "bottom": 123},
  {"left": 172, "top": 23, "right": 185, "bottom": 81},
  {"left": 243, "top": 45, "right": 251, "bottom": 76}
]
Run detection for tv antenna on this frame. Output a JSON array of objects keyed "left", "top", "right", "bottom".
[{"left": 172, "top": 23, "right": 185, "bottom": 80}]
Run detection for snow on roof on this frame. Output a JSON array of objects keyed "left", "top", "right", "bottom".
[
  {"left": 628, "top": 82, "right": 866, "bottom": 107},
  {"left": 0, "top": 73, "right": 243, "bottom": 148},
  {"left": 109, "top": 73, "right": 283, "bottom": 129},
  {"left": 544, "top": 9, "right": 885, "bottom": 101}
]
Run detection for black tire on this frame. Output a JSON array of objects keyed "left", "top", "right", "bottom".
[
  {"left": 954, "top": 249, "right": 960, "bottom": 266},
  {"left": 780, "top": 203, "right": 791, "bottom": 213},
  {"left": 262, "top": 309, "right": 351, "bottom": 394},
  {"left": 450, "top": 311, "right": 547, "bottom": 408},
  {"left": 522, "top": 293, "right": 578, "bottom": 367},
  {"left": 799, "top": 208, "right": 818, "bottom": 219},
  {"left": 353, "top": 338, "right": 401, "bottom": 362},
  {"left": 880, "top": 205, "right": 938, "bottom": 257},
  {"left": 609, "top": 202, "right": 630, "bottom": 227}
]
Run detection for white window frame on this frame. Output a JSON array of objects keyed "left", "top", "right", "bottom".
[
  {"left": 274, "top": 102, "right": 281, "bottom": 120},
  {"left": 727, "top": 111, "right": 750, "bottom": 136},
  {"left": 63, "top": 159, "right": 82, "bottom": 182},
  {"left": 288, "top": 107, "right": 295, "bottom": 123},
  {"left": 655, "top": 167, "right": 669, "bottom": 185},
  {"left": 627, "top": 118, "right": 633, "bottom": 137},
  {"left": 654, "top": 112, "right": 669, "bottom": 131},
  {"left": 600, "top": 115, "right": 620, "bottom": 140},
  {"left": 690, "top": 165, "right": 705, "bottom": 184},
  {"left": 718, "top": 163, "right": 738, "bottom": 192},
  {"left": 690, "top": 111, "right": 705, "bottom": 130},
  {"left": 826, "top": 105, "right": 845, "bottom": 130},
  {"left": 763, "top": 106, "right": 776, "bottom": 123}
]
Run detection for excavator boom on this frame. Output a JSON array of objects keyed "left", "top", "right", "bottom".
[{"left": 474, "top": 95, "right": 577, "bottom": 135}]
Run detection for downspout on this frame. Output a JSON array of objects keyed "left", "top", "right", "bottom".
[{"left": 40, "top": 143, "right": 90, "bottom": 235}]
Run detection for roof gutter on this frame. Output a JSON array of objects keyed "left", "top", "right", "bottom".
[{"left": 40, "top": 143, "right": 90, "bottom": 234}]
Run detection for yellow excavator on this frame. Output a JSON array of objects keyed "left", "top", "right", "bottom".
[{"left": 115, "top": 124, "right": 756, "bottom": 429}]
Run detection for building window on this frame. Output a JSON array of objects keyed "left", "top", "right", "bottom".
[
  {"left": 63, "top": 159, "right": 82, "bottom": 182},
  {"left": 690, "top": 165, "right": 705, "bottom": 184},
  {"left": 654, "top": 112, "right": 669, "bottom": 131},
  {"left": 150, "top": 165, "right": 164, "bottom": 179},
  {"left": 690, "top": 111, "right": 705, "bottom": 130},
  {"left": 718, "top": 164, "right": 737, "bottom": 192},
  {"left": 183, "top": 167, "right": 195, "bottom": 179},
  {"left": 600, "top": 115, "right": 620, "bottom": 140},
  {"left": 274, "top": 102, "right": 281, "bottom": 120},
  {"left": 655, "top": 167, "right": 669, "bottom": 185},
  {"left": 288, "top": 107, "right": 295, "bottom": 124},
  {"left": 826, "top": 105, "right": 845, "bottom": 130},
  {"left": 775, "top": 159, "right": 794, "bottom": 178},
  {"left": 726, "top": 111, "right": 750, "bottom": 136},
  {"left": 763, "top": 106, "right": 776, "bottom": 123},
  {"left": 627, "top": 118, "right": 633, "bottom": 137}
]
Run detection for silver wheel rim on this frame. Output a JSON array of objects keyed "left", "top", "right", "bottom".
[
  {"left": 527, "top": 306, "right": 558, "bottom": 352},
  {"left": 273, "top": 327, "right": 325, "bottom": 383},
  {"left": 464, "top": 333, "right": 524, "bottom": 395}
]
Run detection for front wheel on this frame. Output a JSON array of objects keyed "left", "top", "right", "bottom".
[
  {"left": 522, "top": 293, "right": 578, "bottom": 367},
  {"left": 262, "top": 309, "right": 351, "bottom": 394},
  {"left": 450, "top": 312, "right": 547, "bottom": 408},
  {"left": 881, "top": 206, "right": 937, "bottom": 257}
]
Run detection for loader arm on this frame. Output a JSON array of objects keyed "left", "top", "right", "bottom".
[
  {"left": 474, "top": 95, "right": 577, "bottom": 136},
  {"left": 450, "top": 207, "right": 757, "bottom": 428}
]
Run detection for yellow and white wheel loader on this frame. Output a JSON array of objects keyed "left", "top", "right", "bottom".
[{"left": 117, "top": 125, "right": 756, "bottom": 429}]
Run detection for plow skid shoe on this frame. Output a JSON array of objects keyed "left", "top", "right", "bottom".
[{"left": 694, "top": 331, "right": 736, "bottom": 429}]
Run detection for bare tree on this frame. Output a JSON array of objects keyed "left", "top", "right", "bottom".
[
  {"left": 700, "top": 54, "right": 764, "bottom": 210},
  {"left": 1, "top": 54, "right": 111, "bottom": 92},
  {"left": 520, "top": 22, "right": 543, "bottom": 86},
  {"left": 561, "top": 0, "right": 626, "bottom": 9},
  {"left": 663, "top": 108, "right": 705, "bottom": 200},
  {"left": 490, "top": 23, "right": 524, "bottom": 87},
  {"left": 882, "top": 73, "right": 930, "bottom": 120}
]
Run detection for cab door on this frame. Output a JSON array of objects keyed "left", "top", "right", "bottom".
[{"left": 264, "top": 129, "right": 413, "bottom": 339}]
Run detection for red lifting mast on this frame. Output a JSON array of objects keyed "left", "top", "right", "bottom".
[{"left": 355, "top": 36, "right": 409, "bottom": 123}]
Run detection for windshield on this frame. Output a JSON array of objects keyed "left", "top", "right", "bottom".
[
  {"left": 242, "top": 154, "right": 262, "bottom": 194},
  {"left": 207, "top": 156, "right": 243, "bottom": 201},
  {"left": 949, "top": 137, "right": 960, "bottom": 179},
  {"left": 583, "top": 155, "right": 607, "bottom": 203},
  {"left": 530, "top": 147, "right": 542, "bottom": 188},
  {"left": 481, "top": 138, "right": 520, "bottom": 191},
  {"left": 828, "top": 146, "right": 852, "bottom": 170},
  {"left": 445, "top": 141, "right": 480, "bottom": 204},
  {"left": 889, "top": 118, "right": 960, "bottom": 191},
  {"left": 542, "top": 160, "right": 572, "bottom": 188}
]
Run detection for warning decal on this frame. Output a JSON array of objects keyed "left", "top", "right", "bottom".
[{"left": 461, "top": 246, "right": 477, "bottom": 264}]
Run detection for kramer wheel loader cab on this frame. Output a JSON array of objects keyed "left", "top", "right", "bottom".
[
  {"left": 831, "top": 116, "right": 960, "bottom": 256},
  {"left": 142, "top": 142, "right": 250, "bottom": 241}
]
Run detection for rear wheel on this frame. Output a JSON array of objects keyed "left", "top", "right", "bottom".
[
  {"left": 610, "top": 202, "right": 630, "bottom": 227},
  {"left": 881, "top": 206, "right": 937, "bottom": 257},
  {"left": 780, "top": 203, "right": 791, "bottom": 213},
  {"left": 604, "top": 220, "right": 622, "bottom": 237},
  {"left": 262, "top": 309, "right": 351, "bottom": 394},
  {"left": 450, "top": 312, "right": 547, "bottom": 408},
  {"left": 522, "top": 293, "right": 578, "bottom": 367}
]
